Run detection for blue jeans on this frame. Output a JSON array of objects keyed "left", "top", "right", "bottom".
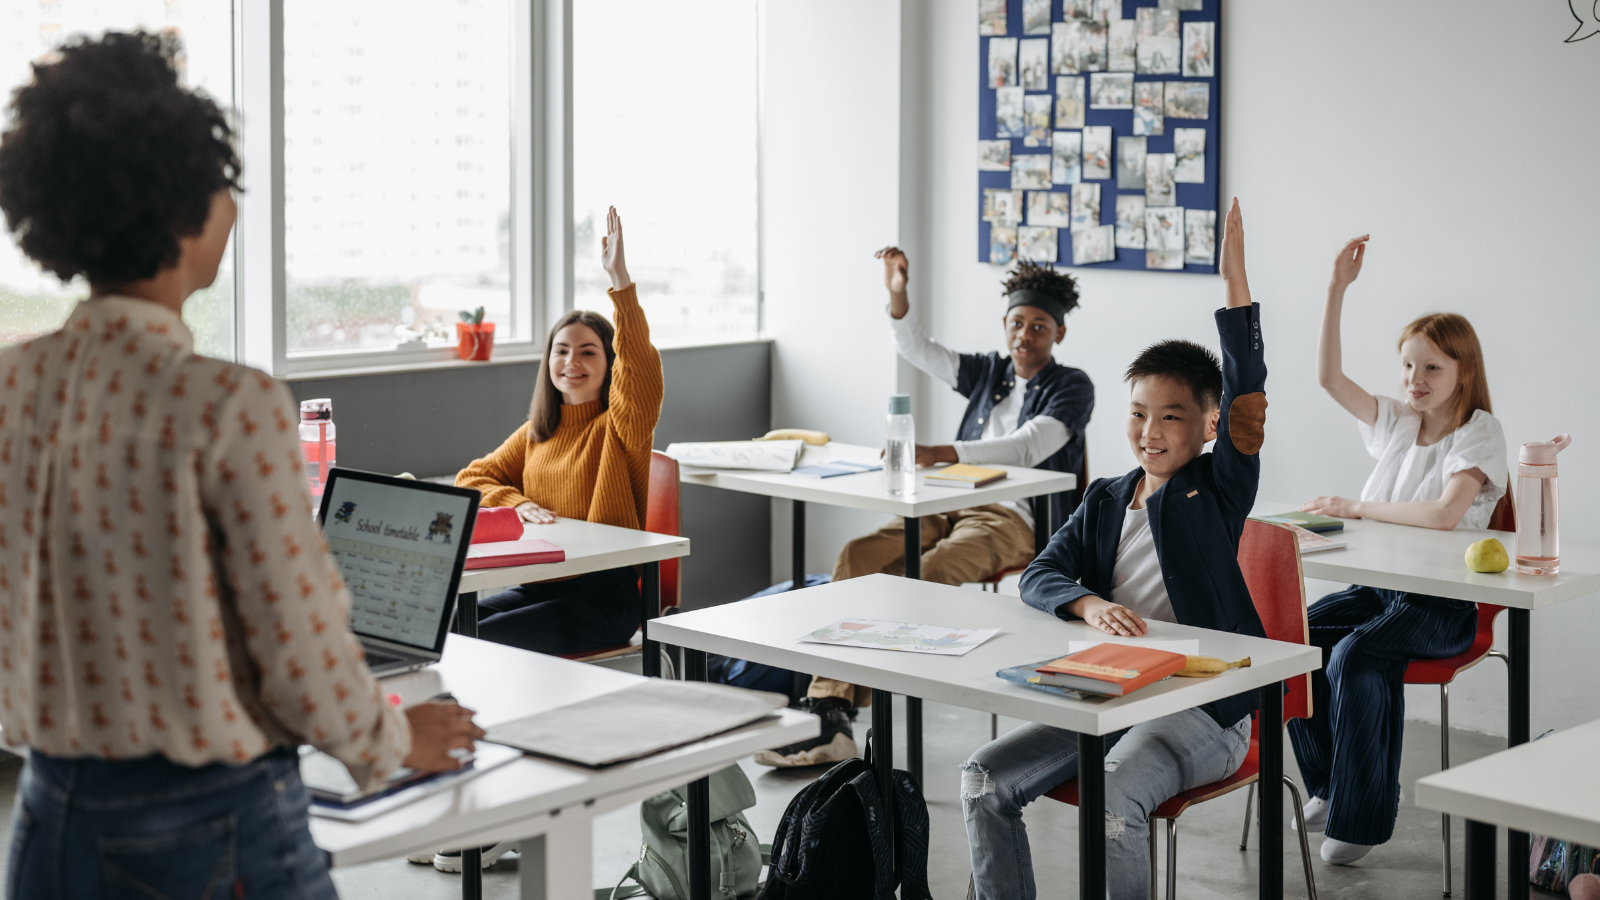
[
  {"left": 7, "top": 747, "right": 336, "bottom": 900},
  {"left": 962, "top": 708, "right": 1252, "bottom": 900}
]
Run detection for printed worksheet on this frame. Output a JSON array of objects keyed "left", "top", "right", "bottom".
[{"left": 802, "top": 619, "right": 1001, "bottom": 656}]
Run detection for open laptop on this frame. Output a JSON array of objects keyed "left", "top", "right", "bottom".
[{"left": 316, "top": 468, "right": 481, "bottom": 677}]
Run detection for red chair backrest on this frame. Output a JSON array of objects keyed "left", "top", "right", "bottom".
[
  {"left": 646, "top": 451, "right": 682, "bottom": 614},
  {"left": 1488, "top": 483, "right": 1515, "bottom": 533},
  {"left": 1237, "top": 519, "right": 1312, "bottom": 723}
]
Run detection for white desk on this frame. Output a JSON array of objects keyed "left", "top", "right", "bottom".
[
  {"left": 1253, "top": 501, "right": 1600, "bottom": 900},
  {"left": 649, "top": 574, "right": 1320, "bottom": 900},
  {"left": 313, "top": 635, "right": 817, "bottom": 900},
  {"left": 682, "top": 441, "right": 1077, "bottom": 783}
]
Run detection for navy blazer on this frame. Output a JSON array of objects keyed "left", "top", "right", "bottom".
[{"left": 1019, "top": 303, "right": 1268, "bottom": 728}]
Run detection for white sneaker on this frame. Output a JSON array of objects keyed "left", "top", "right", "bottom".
[
  {"left": 431, "top": 841, "right": 518, "bottom": 873},
  {"left": 1320, "top": 836, "right": 1374, "bottom": 865},
  {"left": 406, "top": 849, "right": 439, "bottom": 865},
  {"left": 1293, "top": 796, "right": 1329, "bottom": 833}
]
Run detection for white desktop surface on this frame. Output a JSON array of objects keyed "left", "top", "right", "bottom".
[
  {"left": 458, "top": 518, "right": 688, "bottom": 595},
  {"left": 311, "top": 635, "right": 817, "bottom": 868},
  {"left": 1252, "top": 501, "right": 1600, "bottom": 610},
  {"left": 1416, "top": 718, "right": 1600, "bottom": 848},
  {"left": 648, "top": 574, "right": 1320, "bottom": 736},
  {"left": 680, "top": 442, "right": 1077, "bottom": 518}
]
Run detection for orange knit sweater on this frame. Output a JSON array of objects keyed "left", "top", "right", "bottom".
[{"left": 455, "top": 284, "right": 663, "bottom": 530}]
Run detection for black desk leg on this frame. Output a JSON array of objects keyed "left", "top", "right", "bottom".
[
  {"left": 1508, "top": 607, "right": 1531, "bottom": 900},
  {"left": 1033, "top": 495, "right": 1050, "bottom": 556},
  {"left": 1078, "top": 732, "right": 1107, "bottom": 900},
  {"left": 641, "top": 561, "right": 661, "bottom": 678},
  {"left": 899, "top": 515, "right": 925, "bottom": 787},
  {"left": 1258, "top": 682, "right": 1284, "bottom": 900},
  {"left": 792, "top": 500, "right": 806, "bottom": 590},
  {"left": 1465, "top": 820, "right": 1496, "bottom": 900},
  {"left": 453, "top": 590, "right": 478, "bottom": 638},
  {"left": 871, "top": 688, "right": 897, "bottom": 869},
  {"left": 684, "top": 649, "right": 712, "bottom": 900}
]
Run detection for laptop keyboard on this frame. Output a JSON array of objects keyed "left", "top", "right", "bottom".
[{"left": 365, "top": 650, "right": 405, "bottom": 670}]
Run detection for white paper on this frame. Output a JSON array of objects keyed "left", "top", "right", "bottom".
[
  {"left": 1067, "top": 638, "right": 1200, "bottom": 656},
  {"left": 305, "top": 742, "right": 523, "bottom": 822},
  {"left": 665, "top": 440, "right": 803, "bottom": 472},
  {"left": 803, "top": 619, "right": 1001, "bottom": 656}
]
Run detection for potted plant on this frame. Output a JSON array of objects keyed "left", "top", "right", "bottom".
[{"left": 455, "top": 306, "right": 495, "bottom": 361}]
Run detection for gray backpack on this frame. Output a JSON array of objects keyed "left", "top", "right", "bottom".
[{"left": 605, "top": 764, "right": 766, "bottom": 900}]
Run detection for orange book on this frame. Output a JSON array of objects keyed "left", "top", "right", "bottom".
[{"left": 1033, "top": 644, "right": 1188, "bottom": 697}]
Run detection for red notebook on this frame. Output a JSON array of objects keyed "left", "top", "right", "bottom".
[
  {"left": 464, "top": 538, "right": 565, "bottom": 569},
  {"left": 1032, "top": 644, "right": 1188, "bottom": 697}
]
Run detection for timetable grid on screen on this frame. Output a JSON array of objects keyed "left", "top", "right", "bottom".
[{"left": 327, "top": 537, "right": 455, "bottom": 650}]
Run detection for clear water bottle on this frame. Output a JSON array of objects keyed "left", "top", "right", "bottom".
[
  {"left": 299, "top": 398, "right": 337, "bottom": 500},
  {"left": 885, "top": 394, "right": 916, "bottom": 496},
  {"left": 1515, "top": 434, "right": 1570, "bottom": 575}
]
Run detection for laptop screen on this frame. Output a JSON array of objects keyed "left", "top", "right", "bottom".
[{"left": 318, "top": 469, "right": 480, "bottom": 652}]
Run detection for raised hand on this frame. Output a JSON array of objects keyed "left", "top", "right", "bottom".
[
  {"left": 601, "top": 206, "right": 630, "bottom": 291},
  {"left": 1219, "top": 198, "right": 1252, "bottom": 308},
  {"left": 874, "top": 246, "right": 910, "bottom": 318},
  {"left": 1330, "top": 234, "right": 1369, "bottom": 292}
]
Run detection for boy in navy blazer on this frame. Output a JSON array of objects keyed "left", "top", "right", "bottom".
[{"left": 961, "top": 200, "right": 1268, "bottom": 900}]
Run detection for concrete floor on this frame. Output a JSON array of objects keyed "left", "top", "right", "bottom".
[{"left": 0, "top": 669, "right": 1563, "bottom": 900}]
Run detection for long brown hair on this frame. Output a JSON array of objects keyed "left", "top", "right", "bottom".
[
  {"left": 1397, "top": 313, "right": 1491, "bottom": 431},
  {"left": 529, "top": 309, "right": 616, "bottom": 442}
]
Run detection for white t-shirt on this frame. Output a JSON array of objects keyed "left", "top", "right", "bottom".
[
  {"left": 1357, "top": 396, "right": 1509, "bottom": 531},
  {"left": 1109, "top": 503, "right": 1177, "bottom": 623}
]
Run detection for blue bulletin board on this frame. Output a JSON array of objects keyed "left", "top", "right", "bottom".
[{"left": 977, "top": 0, "right": 1221, "bottom": 274}]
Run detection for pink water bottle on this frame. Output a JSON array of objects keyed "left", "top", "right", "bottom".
[
  {"left": 299, "top": 398, "right": 337, "bottom": 499},
  {"left": 1515, "top": 434, "right": 1570, "bottom": 575}
]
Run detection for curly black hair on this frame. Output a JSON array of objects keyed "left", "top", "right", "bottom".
[
  {"left": 1125, "top": 339, "right": 1223, "bottom": 410},
  {"left": 1000, "top": 261, "right": 1080, "bottom": 315},
  {"left": 0, "top": 31, "right": 241, "bottom": 285}
]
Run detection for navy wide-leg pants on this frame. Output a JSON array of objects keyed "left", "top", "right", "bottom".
[{"left": 1287, "top": 585, "right": 1476, "bottom": 845}]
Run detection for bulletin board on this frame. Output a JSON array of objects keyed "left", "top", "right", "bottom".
[{"left": 977, "top": 0, "right": 1222, "bottom": 275}]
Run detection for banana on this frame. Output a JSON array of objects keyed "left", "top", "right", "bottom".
[
  {"left": 754, "top": 429, "right": 831, "bottom": 446},
  {"left": 1174, "top": 656, "right": 1251, "bottom": 678}
]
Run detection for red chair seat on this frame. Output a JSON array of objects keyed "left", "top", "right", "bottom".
[
  {"left": 1403, "top": 604, "right": 1503, "bottom": 685},
  {"left": 1043, "top": 731, "right": 1262, "bottom": 820}
]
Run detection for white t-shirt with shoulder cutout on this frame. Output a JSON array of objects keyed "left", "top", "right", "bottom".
[{"left": 1357, "top": 396, "right": 1509, "bottom": 531}]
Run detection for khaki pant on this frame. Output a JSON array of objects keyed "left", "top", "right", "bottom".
[{"left": 809, "top": 503, "right": 1036, "bottom": 708}]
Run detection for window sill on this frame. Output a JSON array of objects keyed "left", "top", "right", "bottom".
[{"left": 279, "top": 336, "right": 772, "bottom": 381}]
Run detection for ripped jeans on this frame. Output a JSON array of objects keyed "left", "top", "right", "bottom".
[{"left": 961, "top": 708, "right": 1251, "bottom": 900}]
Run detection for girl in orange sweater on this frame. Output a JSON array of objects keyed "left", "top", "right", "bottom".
[{"left": 455, "top": 207, "right": 664, "bottom": 655}]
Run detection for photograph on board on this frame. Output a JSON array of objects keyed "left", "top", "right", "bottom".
[
  {"left": 989, "top": 224, "right": 1018, "bottom": 265},
  {"left": 1023, "top": 0, "right": 1051, "bottom": 35},
  {"left": 996, "top": 86, "right": 1025, "bottom": 138},
  {"left": 1081, "top": 125, "right": 1112, "bottom": 180},
  {"left": 978, "top": 140, "right": 1012, "bottom": 171},
  {"left": 1019, "top": 225, "right": 1059, "bottom": 263},
  {"left": 1183, "top": 22, "right": 1215, "bottom": 78},
  {"left": 1089, "top": 72, "right": 1134, "bottom": 109},
  {"left": 1117, "top": 136, "right": 1148, "bottom": 190},
  {"left": 1055, "top": 76, "right": 1087, "bottom": 128},
  {"left": 1144, "top": 206, "right": 1185, "bottom": 270},
  {"left": 1072, "top": 224, "right": 1116, "bottom": 264},
  {"left": 1145, "top": 152, "right": 1177, "bottom": 206},
  {"left": 1173, "top": 0, "right": 1203, "bottom": 9},
  {"left": 1028, "top": 191, "right": 1072, "bottom": 228},
  {"left": 1064, "top": 0, "right": 1095, "bottom": 20},
  {"left": 989, "top": 37, "right": 1018, "bottom": 88},
  {"left": 1020, "top": 39, "right": 1050, "bottom": 91},
  {"left": 1011, "top": 154, "right": 1052, "bottom": 190},
  {"left": 979, "top": 0, "right": 1007, "bottom": 36},
  {"left": 1023, "top": 94, "right": 1052, "bottom": 146},
  {"left": 1055, "top": 19, "right": 1108, "bottom": 73},
  {"left": 1093, "top": 0, "right": 1121, "bottom": 22},
  {"left": 1165, "top": 81, "right": 1210, "bottom": 119},
  {"left": 1185, "top": 208, "right": 1217, "bottom": 265},
  {"left": 1133, "top": 81, "right": 1164, "bottom": 136},
  {"left": 1070, "top": 182, "right": 1102, "bottom": 231},
  {"left": 1115, "top": 194, "right": 1147, "bottom": 248},
  {"left": 1052, "top": 130, "right": 1083, "bottom": 184},
  {"left": 1136, "top": 6, "right": 1179, "bottom": 40},
  {"left": 1173, "top": 128, "right": 1205, "bottom": 182},
  {"left": 1136, "top": 8, "right": 1180, "bottom": 75},
  {"left": 1108, "top": 19, "right": 1138, "bottom": 72},
  {"left": 983, "top": 188, "right": 1023, "bottom": 223}
]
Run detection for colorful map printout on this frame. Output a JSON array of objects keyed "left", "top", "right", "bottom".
[{"left": 802, "top": 619, "right": 1001, "bottom": 656}]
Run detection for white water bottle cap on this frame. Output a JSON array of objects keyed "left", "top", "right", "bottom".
[{"left": 1520, "top": 434, "right": 1571, "bottom": 465}]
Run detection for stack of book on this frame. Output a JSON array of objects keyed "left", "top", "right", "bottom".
[
  {"left": 997, "top": 644, "right": 1188, "bottom": 699},
  {"left": 922, "top": 463, "right": 1007, "bottom": 490}
]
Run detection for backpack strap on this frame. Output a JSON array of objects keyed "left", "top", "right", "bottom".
[
  {"left": 892, "top": 770, "right": 934, "bottom": 900},
  {"left": 844, "top": 771, "right": 898, "bottom": 900}
]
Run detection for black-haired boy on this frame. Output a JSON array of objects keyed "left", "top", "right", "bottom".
[{"left": 961, "top": 200, "right": 1267, "bottom": 900}]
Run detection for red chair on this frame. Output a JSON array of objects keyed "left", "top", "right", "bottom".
[
  {"left": 1402, "top": 488, "right": 1513, "bottom": 897},
  {"left": 562, "top": 450, "right": 682, "bottom": 675},
  {"left": 1037, "top": 520, "right": 1319, "bottom": 900}
]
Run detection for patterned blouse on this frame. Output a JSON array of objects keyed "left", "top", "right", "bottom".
[{"left": 0, "top": 298, "right": 408, "bottom": 784}]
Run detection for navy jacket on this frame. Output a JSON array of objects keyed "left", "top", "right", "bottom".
[
  {"left": 1019, "top": 303, "right": 1269, "bottom": 728},
  {"left": 953, "top": 353, "right": 1095, "bottom": 526}
]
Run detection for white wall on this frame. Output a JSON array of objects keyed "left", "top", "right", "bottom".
[{"left": 895, "top": 0, "right": 1600, "bottom": 737}]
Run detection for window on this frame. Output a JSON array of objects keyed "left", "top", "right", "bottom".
[
  {"left": 0, "top": 1, "right": 235, "bottom": 360},
  {"left": 572, "top": 0, "right": 759, "bottom": 345},
  {"left": 281, "top": 0, "right": 519, "bottom": 359}
]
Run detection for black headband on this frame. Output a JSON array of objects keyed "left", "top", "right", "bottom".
[{"left": 1005, "top": 289, "right": 1068, "bottom": 326}]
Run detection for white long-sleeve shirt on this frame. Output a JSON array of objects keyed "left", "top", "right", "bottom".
[{"left": 889, "top": 310, "right": 1070, "bottom": 527}]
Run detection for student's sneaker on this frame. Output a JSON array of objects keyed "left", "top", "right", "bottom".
[
  {"left": 429, "top": 842, "right": 518, "bottom": 873},
  {"left": 1320, "top": 837, "right": 1374, "bottom": 865},
  {"left": 753, "top": 697, "right": 858, "bottom": 768},
  {"left": 1292, "top": 795, "right": 1329, "bottom": 833}
]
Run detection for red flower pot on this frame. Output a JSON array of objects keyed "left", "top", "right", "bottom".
[{"left": 455, "top": 322, "right": 495, "bottom": 361}]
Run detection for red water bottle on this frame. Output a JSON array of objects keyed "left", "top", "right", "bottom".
[{"left": 299, "top": 398, "right": 337, "bottom": 499}]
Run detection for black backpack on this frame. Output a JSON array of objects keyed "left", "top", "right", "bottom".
[{"left": 757, "top": 756, "right": 931, "bottom": 900}]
